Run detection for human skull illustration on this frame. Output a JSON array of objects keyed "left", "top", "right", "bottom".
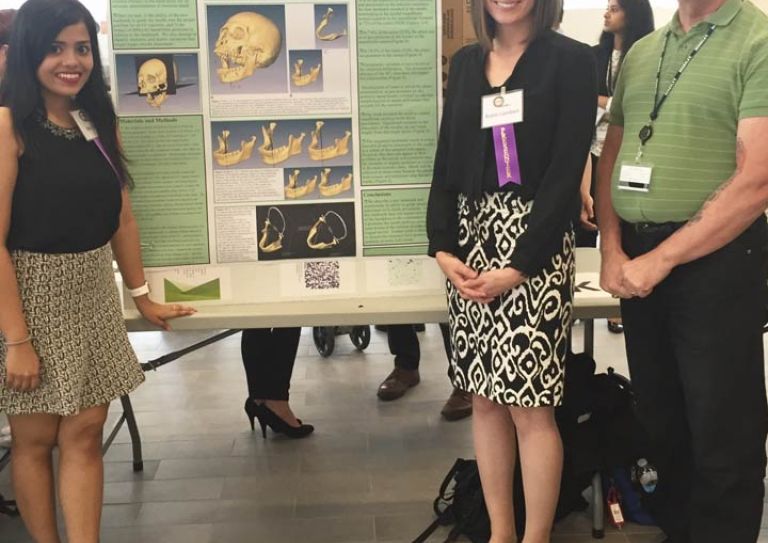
[
  {"left": 214, "top": 12, "right": 282, "bottom": 84},
  {"left": 137, "top": 58, "right": 169, "bottom": 107}
]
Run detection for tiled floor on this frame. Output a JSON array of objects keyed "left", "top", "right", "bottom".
[{"left": 0, "top": 322, "right": 766, "bottom": 542}]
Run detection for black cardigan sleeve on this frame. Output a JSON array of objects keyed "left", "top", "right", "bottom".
[
  {"left": 426, "top": 49, "right": 464, "bottom": 257},
  {"left": 508, "top": 43, "right": 597, "bottom": 276}
]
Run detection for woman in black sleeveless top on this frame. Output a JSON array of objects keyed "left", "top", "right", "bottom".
[{"left": 0, "top": 1, "right": 194, "bottom": 540}]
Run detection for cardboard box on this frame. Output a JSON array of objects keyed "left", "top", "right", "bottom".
[{"left": 442, "top": 0, "right": 476, "bottom": 90}]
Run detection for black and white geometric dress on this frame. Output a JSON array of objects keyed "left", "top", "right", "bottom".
[{"left": 447, "top": 192, "right": 574, "bottom": 407}]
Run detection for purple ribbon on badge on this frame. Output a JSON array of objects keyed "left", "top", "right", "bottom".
[{"left": 492, "top": 124, "right": 522, "bottom": 187}]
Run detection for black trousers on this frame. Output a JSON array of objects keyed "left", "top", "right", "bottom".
[
  {"left": 241, "top": 327, "right": 302, "bottom": 401},
  {"left": 388, "top": 323, "right": 451, "bottom": 371},
  {"left": 620, "top": 218, "right": 768, "bottom": 542}
]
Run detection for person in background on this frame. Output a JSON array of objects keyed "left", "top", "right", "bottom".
[
  {"left": 0, "top": 1, "right": 194, "bottom": 541},
  {"left": 376, "top": 323, "right": 472, "bottom": 421},
  {"left": 427, "top": 0, "right": 596, "bottom": 539},
  {"left": 241, "top": 327, "right": 314, "bottom": 439},
  {"left": 578, "top": 0, "right": 654, "bottom": 334}
]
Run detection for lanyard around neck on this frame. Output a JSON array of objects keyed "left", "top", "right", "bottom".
[
  {"left": 636, "top": 23, "right": 716, "bottom": 159},
  {"left": 606, "top": 50, "right": 621, "bottom": 96}
]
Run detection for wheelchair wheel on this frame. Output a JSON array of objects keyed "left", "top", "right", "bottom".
[
  {"left": 312, "top": 326, "right": 336, "bottom": 357},
  {"left": 349, "top": 325, "right": 371, "bottom": 351}
]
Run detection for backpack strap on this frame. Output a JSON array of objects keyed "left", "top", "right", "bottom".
[
  {"left": 439, "top": 459, "right": 466, "bottom": 496},
  {"left": 433, "top": 459, "right": 467, "bottom": 516},
  {"left": 443, "top": 524, "right": 463, "bottom": 542},
  {"left": 411, "top": 517, "right": 443, "bottom": 543}
]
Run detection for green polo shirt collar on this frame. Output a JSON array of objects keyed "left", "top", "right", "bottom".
[{"left": 670, "top": 0, "right": 743, "bottom": 36}]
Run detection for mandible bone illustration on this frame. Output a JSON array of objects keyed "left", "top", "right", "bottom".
[
  {"left": 137, "top": 58, "right": 170, "bottom": 107},
  {"left": 291, "top": 59, "right": 322, "bottom": 87},
  {"left": 214, "top": 12, "right": 282, "bottom": 84},
  {"left": 309, "top": 121, "right": 351, "bottom": 161},
  {"left": 213, "top": 130, "right": 258, "bottom": 167},
  {"left": 285, "top": 169, "right": 318, "bottom": 199},
  {"left": 318, "top": 168, "right": 352, "bottom": 197},
  {"left": 259, "top": 122, "right": 306, "bottom": 166},
  {"left": 316, "top": 7, "right": 347, "bottom": 41}
]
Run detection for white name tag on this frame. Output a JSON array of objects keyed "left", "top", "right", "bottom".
[
  {"left": 618, "top": 162, "right": 653, "bottom": 192},
  {"left": 70, "top": 109, "right": 99, "bottom": 141},
  {"left": 481, "top": 89, "right": 524, "bottom": 129}
]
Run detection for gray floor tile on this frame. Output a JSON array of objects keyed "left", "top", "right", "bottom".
[
  {"left": 135, "top": 499, "right": 221, "bottom": 526},
  {"left": 104, "top": 460, "right": 160, "bottom": 483},
  {"left": 103, "top": 477, "right": 225, "bottom": 504},
  {"left": 215, "top": 499, "right": 295, "bottom": 522},
  {"left": 153, "top": 455, "right": 300, "bottom": 480},
  {"left": 100, "top": 523, "right": 214, "bottom": 543},
  {"left": 103, "top": 438, "right": 235, "bottom": 462},
  {"left": 211, "top": 516, "right": 375, "bottom": 543},
  {"left": 375, "top": 512, "right": 442, "bottom": 542}
]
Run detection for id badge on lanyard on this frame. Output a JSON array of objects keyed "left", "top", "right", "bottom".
[
  {"left": 482, "top": 88, "right": 523, "bottom": 187},
  {"left": 619, "top": 124, "right": 654, "bottom": 193}
]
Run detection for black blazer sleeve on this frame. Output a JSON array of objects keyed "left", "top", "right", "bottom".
[
  {"left": 508, "top": 43, "right": 597, "bottom": 276},
  {"left": 426, "top": 49, "right": 465, "bottom": 257}
]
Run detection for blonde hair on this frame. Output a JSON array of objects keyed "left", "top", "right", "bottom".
[{"left": 471, "top": 0, "right": 560, "bottom": 50}]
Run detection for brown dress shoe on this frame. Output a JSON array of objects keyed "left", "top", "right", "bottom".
[
  {"left": 377, "top": 368, "right": 420, "bottom": 401},
  {"left": 440, "top": 388, "right": 473, "bottom": 421}
]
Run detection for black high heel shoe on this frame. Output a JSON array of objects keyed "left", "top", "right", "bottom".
[{"left": 244, "top": 399, "right": 314, "bottom": 439}]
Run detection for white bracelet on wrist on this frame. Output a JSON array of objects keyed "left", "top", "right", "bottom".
[
  {"left": 5, "top": 335, "right": 32, "bottom": 347},
  {"left": 128, "top": 281, "right": 150, "bottom": 298}
]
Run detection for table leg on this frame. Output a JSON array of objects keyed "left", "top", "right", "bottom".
[
  {"left": 584, "top": 318, "right": 595, "bottom": 358},
  {"left": 592, "top": 471, "right": 604, "bottom": 539},
  {"left": 120, "top": 395, "right": 144, "bottom": 472}
]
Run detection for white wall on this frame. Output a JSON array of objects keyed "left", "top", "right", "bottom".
[
  {"left": 562, "top": 6, "right": 676, "bottom": 45},
  {"left": 562, "top": 0, "right": 768, "bottom": 45},
  {"left": 3, "top": 0, "right": 107, "bottom": 21}
]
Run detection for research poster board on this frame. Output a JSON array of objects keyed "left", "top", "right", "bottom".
[{"left": 109, "top": 0, "right": 443, "bottom": 306}]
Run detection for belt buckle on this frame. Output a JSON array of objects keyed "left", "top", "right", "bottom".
[{"left": 636, "top": 222, "right": 651, "bottom": 233}]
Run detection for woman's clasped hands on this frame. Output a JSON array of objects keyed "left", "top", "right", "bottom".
[{"left": 436, "top": 251, "right": 526, "bottom": 304}]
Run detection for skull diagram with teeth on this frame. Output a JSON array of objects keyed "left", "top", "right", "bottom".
[
  {"left": 137, "top": 58, "right": 171, "bottom": 107},
  {"left": 214, "top": 12, "right": 282, "bottom": 84}
]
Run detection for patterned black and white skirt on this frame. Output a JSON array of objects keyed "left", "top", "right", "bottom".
[
  {"left": 448, "top": 193, "right": 574, "bottom": 407},
  {"left": 0, "top": 245, "right": 145, "bottom": 416}
]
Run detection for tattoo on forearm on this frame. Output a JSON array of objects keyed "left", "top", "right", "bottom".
[{"left": 686, "top": 138, "right": 745, "bottom": 226}]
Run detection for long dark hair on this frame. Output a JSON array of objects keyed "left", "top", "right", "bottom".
[
  {"left": 598, "top": 0, "right": 655, "bottom": 59},
  {"left": 0, "top": 0, "right": 131, "bottom": 187}
]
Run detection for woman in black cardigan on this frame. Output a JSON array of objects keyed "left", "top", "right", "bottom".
[{"left": 427, "top": 0, "right": 596, "bottom": 539}]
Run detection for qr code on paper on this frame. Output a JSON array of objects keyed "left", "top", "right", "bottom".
[{"left": 304, "top": 261, "right": 341, "bottom": 290}]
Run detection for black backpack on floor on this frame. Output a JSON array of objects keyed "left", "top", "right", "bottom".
[{"left": 412, "top": 458, "right": 490, "bottom": 543}]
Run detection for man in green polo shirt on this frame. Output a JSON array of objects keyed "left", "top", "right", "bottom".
[{"left": 595, "top": 0, "right": 768, "bottom": 541}]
